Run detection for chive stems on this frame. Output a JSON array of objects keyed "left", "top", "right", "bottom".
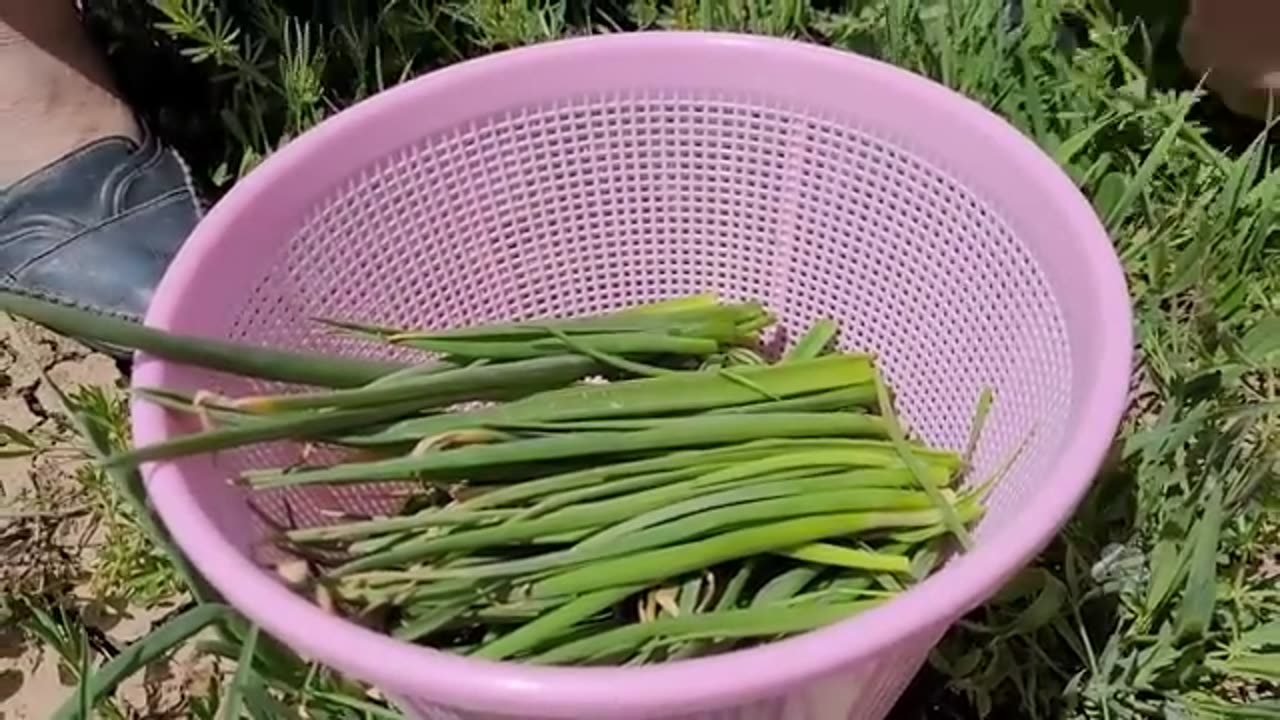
[{"left": 1, "top": 292, "right": 992, "bottom": 666}]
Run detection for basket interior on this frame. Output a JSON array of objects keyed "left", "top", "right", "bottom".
[{"left": 157, "top": 87, "right": 1072, "bottom": 567}]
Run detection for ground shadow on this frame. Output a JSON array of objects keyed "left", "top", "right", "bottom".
[{"left": 0, "top": 668, "right": 22, "bottom": 704}]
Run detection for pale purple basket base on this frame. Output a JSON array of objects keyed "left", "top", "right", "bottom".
[{"left": 392, "top": 644, "right": 932, "bottom": 720}]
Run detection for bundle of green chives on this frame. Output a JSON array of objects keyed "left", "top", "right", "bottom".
[{"left": 1, "top": 289, "right": 989, "bottom": 666}]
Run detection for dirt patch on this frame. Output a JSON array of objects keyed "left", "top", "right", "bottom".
[
  {"left": 0, "top": 316, "right": 102, "bottom": 599},
  {"left": 0, "top": 317, "right": 215, "bottom": 719}
]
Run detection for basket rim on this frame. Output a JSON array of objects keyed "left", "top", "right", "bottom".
[{"left": 133, "top": 30, "right": 1133, "bottom": 717}]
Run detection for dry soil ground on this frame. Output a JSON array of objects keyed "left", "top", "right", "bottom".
[{"left": 0, "top": 317, "right": 212, "bottom": 719}]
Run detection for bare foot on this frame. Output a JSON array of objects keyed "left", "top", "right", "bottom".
[{"left": 0, "top": 2, "right": 138, "bottom": 186}]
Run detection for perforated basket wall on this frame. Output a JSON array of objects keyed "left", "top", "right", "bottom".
[{"left": 133, "top": 33, "right": 1131, "bottom": 720}]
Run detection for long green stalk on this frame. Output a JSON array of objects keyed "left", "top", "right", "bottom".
[
  {"left": 575, "top": 469, "right": 944, "bottom": 548},
  {"left": 0, "top": 290, "right": 408, "bottom": 387},
  {"left": 708, "top": 385, "right": 877, "bottom": 415},
  {"left": 455, "top": 442, "right": 805, "bottom": 511},
  {"left": 390, "top": 332, "right": 720, "bottom": 360},
  {"left": 513, "top": 443, "right": 959, "bottom": 520},
  {"left": 335, "top": 465, "right": 749, "bottom": 552},
  {"left": 487, "top": 465, "right": 725, "bottom": 519},
  {"left": 244, "top": 413, "right": 891, "bottom": 489},
  {"left": 472, "top": 585, "right": 641, "bottom": 660},
  {"left": 530, "top": 600, "right": 880, "bottom": 665},
  {"left": 333, "top": 355, "right": 875, "bottom": 447},
  {"left": 383, "top": 300, "right": 768, "bottom": 342},
  {"left": 109, "top": 356, "right": 607, "bottom": 466},
  {"left": 342, "top": 484, "right": 938, "bottom": 581},
  {"left": 752, "top": 567, "right": 822, "bottom": 607},
  {"left": 529, "top": 505, "right": 981, "bottom": 598},
  {"left": 872, "top": 371, "right": 974, "bottom": 551},
  {"left": 451, "top": 438, "right": 958, "bottom": 518},
  {"left": 785, "top": 318, "right": 839, "bottom": 361},
  {"left": 107, "top": 399, "right": 430, "bottom": 468},
  {"left": 132, "top": 387, "right": 249, "bottom": 422},
  {"left": 583, "top": 488, "right": 941, "bottom": 562},
  {"left": 779, "top": 543, "right": 912, "bottom": 574},
  {"left": 392, "top": 601, "right": 471, "bottom": 641},
  {"left": 70, "top": 288, "right": 992, "bottom": 669},
  {"left": 232, "top": 355, "right": 602, "bottom": 413},
  {"left": 661, "top": 560, "right": 761, "bottom": 660},
  {"left": 283, "top": 508, "right": 518, "bottom": 544},
  {"left": 337, "top": 480, "right": 930, "bottom": 576}
]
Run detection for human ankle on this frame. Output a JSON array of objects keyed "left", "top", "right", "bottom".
[
  {"left": 0, "top": 13, "right": 138, "bottom": 186},
  {"left": 1180, "top": 0, "right": 1280, "bottom": 120}
]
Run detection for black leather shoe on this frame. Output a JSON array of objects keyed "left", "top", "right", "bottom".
[{"left": 0, "top": 130, "right": 202, "bottom": 333}]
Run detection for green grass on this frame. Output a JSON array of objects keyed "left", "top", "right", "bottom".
[
  {"left": 67, "top": 386, "right": 184, "bottom": 606},
  {"left": 12, "top": 0, "right": 1274, "bottom": 718}
]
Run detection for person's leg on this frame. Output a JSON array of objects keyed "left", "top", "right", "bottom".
[
  {"left": 0, "top": 1, "right": 200, "bottom": 329},
  {"left": 0, "top": 1, "right": 137, "bottom": 184},
  {"left": 1180, "top": 0, "right": 1280, "bottom": 120}
]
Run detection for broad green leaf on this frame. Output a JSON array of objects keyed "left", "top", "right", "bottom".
[
  {"left": 77, "top": 625, "right": 91, "bottom": 720},
  {"left": 1131, "top": 625, "right": 1180, "bottom": 690},
  {"left": 1218, "top": 653, "right": 1280, "bottom": 682},
  {"left": 1239, "top": 621, "right": 1280, "bottom": 651},
  {"left": 1092, "top": 171, "right": 1127, "bottom": 221},
  {"left": 1078, "top": 151, "right": 1115, "bottom": 188},
  {"left": 1213, "top": 131, "right": 1267, "bottom": 223},
  {"left": 1174, "top": 484, "right": 1224, "bottom": 643},
  {"left": 1144, "top": 519, "right": 1188, "bottom": 618},
  {"left": 1241, "top": 316, "right": 1280, "bottom": 363}
]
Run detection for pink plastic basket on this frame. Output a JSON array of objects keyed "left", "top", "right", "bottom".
[{"left": 132, "top": 32, "right": 1132, "bottom": 720}]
